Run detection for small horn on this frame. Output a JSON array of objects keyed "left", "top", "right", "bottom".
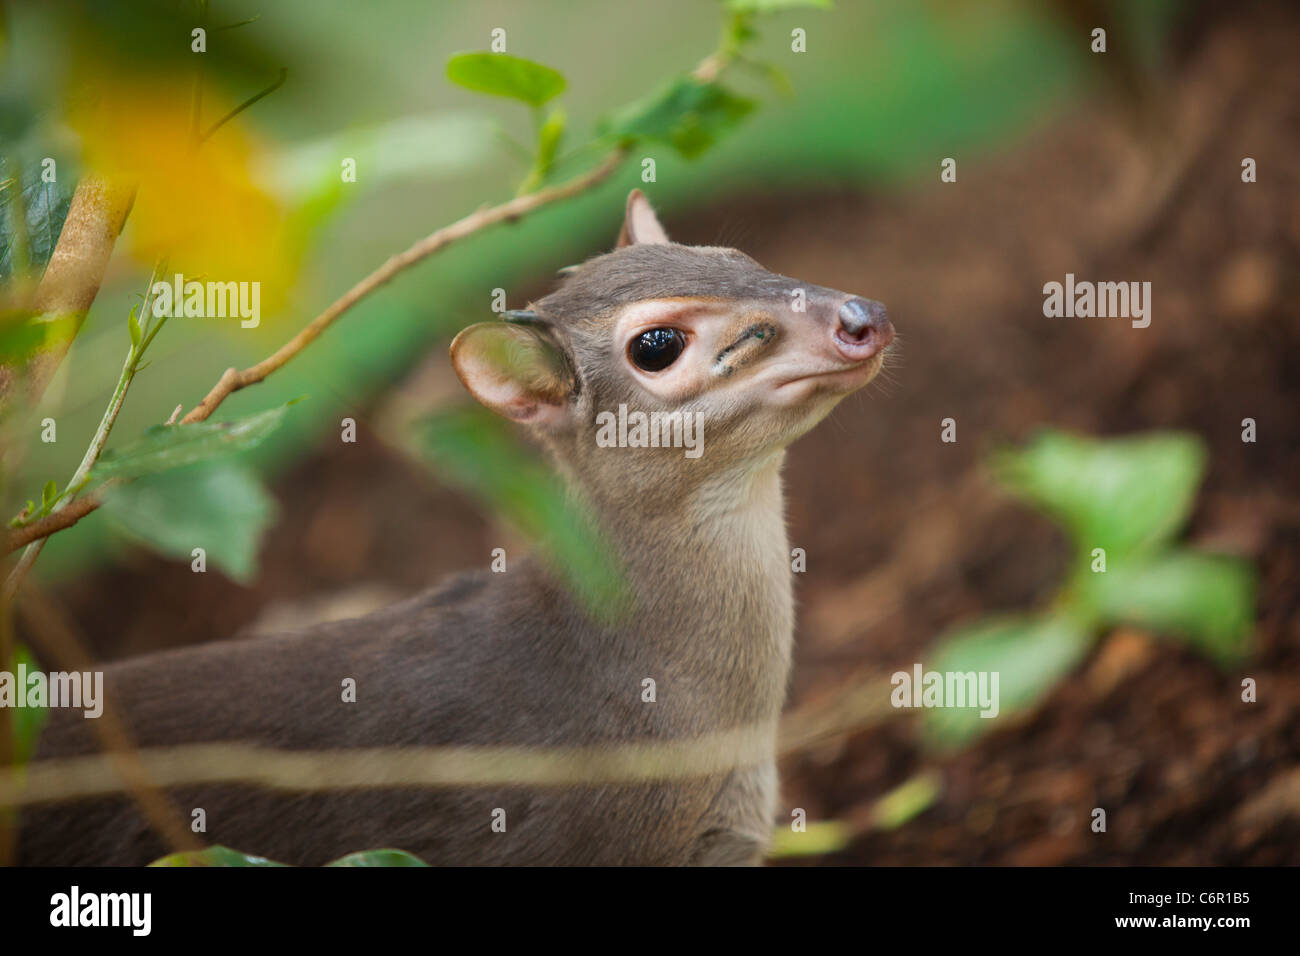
[{"left": 556, "top": 264, "right": 581, "bottom": 277}]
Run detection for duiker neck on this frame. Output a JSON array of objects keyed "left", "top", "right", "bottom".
[{"left": 561, "top": 448, "right": 795, "bottom": 706}]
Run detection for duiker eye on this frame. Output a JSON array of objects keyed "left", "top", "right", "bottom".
[{"left": 628, "top": 328, "right": 685, "bottom": 372}]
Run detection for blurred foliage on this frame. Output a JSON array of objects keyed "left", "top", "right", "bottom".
[
  {"left": 924, "top": 612, "right": 1093, "bottom": 747},
  {"left": 416, "top": 405, "right": 626, "bottom": 619},
  {"left": 150, "top": 845, "right": 288, "bottom": 867},
  {"left": 728, "top": 0, "right": 833, "bottom": 12},
  {"left": 601, "top": 77, "right": 756, "bottom": 159},
  {"left": 923, "top": 430, "right": 1256, "bottom": 749},
  {"left": 768, "top": 771, "right": 942, "bottom": 858},
  {"left": 150, "top": 844, "right": 428, "bottom": 866},
  {"left": 85, "top": 401, "right": 293, "bottom": 486},
  {"left": 990, "top": 430, "right": 1206, "bottom": 561},
  {"left": 1080, "top": 552, "right": 1256, "bottom": 667},
  {"left": 0, "top": 311, "right": 77, "bottom": 366},
  {"left": 446, "top": 52, "right": 566, "bottom": 108},
  {"left": 69, "top": 70, "right": 298, "bottom": 319},
  {"left": 870, "top": 771, "right": 944, "bottom": 831},
  {"left": 7, "top": 644, "right": 48, "bottom": 767},
  {"left": 768, "top": 820, "right": 851, "bottom": 858},
  {"left": 99, "top": 462, "right": 278, "bottom": 584}
]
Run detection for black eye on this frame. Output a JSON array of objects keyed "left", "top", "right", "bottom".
[{"left": 628, "top": 328, "right": 686, "bottom": 372}]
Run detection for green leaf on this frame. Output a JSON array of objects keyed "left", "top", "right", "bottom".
[
  {"left": 738, "top": 56, "right": 793, "bottom": 95},
  {"left": 728, "top": 0, "right": 833, "bottom": 12},
  {"left": 517, "top": 108, "right": 566, "bottom": 195},
  {"left": 0, "top": 155, "right": 74, "bottom": 281},
  {"left": 325, "top": 849, "right": 429, "bottom": 867},
  {"left": 11, "top": 644, "right": 49, "bottom": 767},
  {"left": 446, "top": 52, "right": 566, "bottom": 108},
  {"left": 89, "top": 403, "right": 294, "bottom": 485},
  {"left": 39, "top": 479, "right": 57, "bottom": 514},
  {"left": 416, "top": 406, "right": 625, "bottom": 618},
  {"left": 991, "top": 430, "right": 1206, "bottom": 561},
  {"left": 0, "top": 311, "right": 79, "bottom": 366},
  {"left": 0, "top": 97, "right": 36, "bottom": 149},
  {"left": 534, "top": 107, "right": 565, "bottom": 176},
  {"left": 8, "top": 499, "right": 34, "bottom": 528},
  {"left": 127, "top": 305, "right": 142, "bottom": 349},
  {"left": 767, "top": 820, "right": 851, "bottom": 858},
  {"left": 767, "top": 772, "right": 940, "bottom": 857},
  {"left": 601, "top": 76, "right": 756, "bottom": 159},
  {"left": 100, "top": 462, "right": 278, "bottom": 584},
  {"left": 149, "top": 845, "right": 289, "bottom": 867},
  {"left": 1081, "top": 551, "right": 1256, "bottom": 666},
  {"left": 871, "top": 771, "right": 943, "bottom": 830},
  {"left": 150, "top": 845, "right": 429, "bottom": 866},
  {"left": 921, "top": 612, "right": 1094, "bottom": 749}
]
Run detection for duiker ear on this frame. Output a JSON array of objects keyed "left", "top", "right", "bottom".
[
  {"left": 450, "top": 322, "right": 575, "bottom": 427},
  {"left": 616, "top": 189, "right": 670, "bottom": 248}
]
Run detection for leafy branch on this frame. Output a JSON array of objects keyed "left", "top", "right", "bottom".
[
  {"left": 3, "top": 260, "right": 169, "bottom": 600},
  {"left": 4, "top": 0, "right": 796, "bottom": 572}
]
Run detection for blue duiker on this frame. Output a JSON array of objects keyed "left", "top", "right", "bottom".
[{"left": 18, "top": 190, "right": 893, "bottom": 866}]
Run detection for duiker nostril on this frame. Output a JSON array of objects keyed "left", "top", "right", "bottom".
[{"left": 837, "top": 297, "right": 887, "bottom": 340}]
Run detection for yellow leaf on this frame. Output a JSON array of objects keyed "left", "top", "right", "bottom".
[{"left": 70, "top": 67, "right": 298, "bottom": 328}]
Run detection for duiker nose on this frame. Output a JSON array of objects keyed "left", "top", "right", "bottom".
[{"left": 837, "top": 297, "right": 894, "bottom": 351}]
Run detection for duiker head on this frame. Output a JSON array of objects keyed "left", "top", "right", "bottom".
[{"left": 451, "top": 190, "right": 893, "bottom": 509}]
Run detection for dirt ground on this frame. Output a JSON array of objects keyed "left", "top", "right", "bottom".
[{"left": 45, "top": 2, "right": 1299, "bottom": 864}]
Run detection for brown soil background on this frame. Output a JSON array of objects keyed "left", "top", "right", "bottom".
[{"left": 44, "top": 3, "right": 1299, "bottom": 864}]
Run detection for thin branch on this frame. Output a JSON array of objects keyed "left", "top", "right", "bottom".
[
  {"left": 181, "top": 145, "right": 628, "bottom": 424},
  {"left": 1, "top": 147, "right": 629, "bottom": 559},
  {"left": 12, "top": 586, "right": 200, "bottom": 853},
  {"left": 214, "top": 15, "right": 261, "bottom": 32},
  {"left": 3, "top": 262, "right": 166, "bottom": 596},
  {"left": 4, "top": 487, "right": 113, "bottom": 557},
  {"left": 198, "top": 68, "right": 288, "bottom": 145}
]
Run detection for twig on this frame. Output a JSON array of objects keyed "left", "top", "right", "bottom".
[
  {"left": 2, "top": 148, "right": 628, "bottom": 560},
  {"left": 198, "top": 69, "right": 288, "bottom": 145},
  {"left": 3, "top": 262, "right": 167, "bottom": 596},
  {"left": 13, "top": 586, "right": 200, "bottom": 853},
  {"left": 5, "top": 488, "right": 113, "bottom": 556},
  {"left": 180, "top": 145, "right": 628, "bottom": 424}
]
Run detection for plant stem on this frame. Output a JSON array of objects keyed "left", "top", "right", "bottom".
[
  {"left": 3, "top": 260, "right": 167, "bottom": 600},
  {"left": 3, "top": 145, "right": 629, "bottom": 558},
  {"left": 179, "top": 145, "right": 629, "bottom": 424},
  {"left": 199, "top": 69, "right": 287, "bottom": 145}
]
